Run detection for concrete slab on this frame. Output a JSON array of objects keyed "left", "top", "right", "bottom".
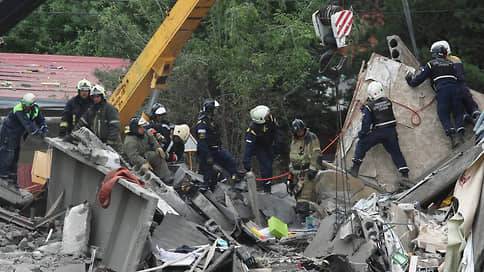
[
  {"left": 45, "top": 137, "right": 158, "bottom": 272},
  {"left": 258, "top": 185, "right": 296, "bottom": 225},
  {"left": 151, "top": 213, "right": 210, "bottom": 250},
  {"left": 336, "top": 52, "right": 484, "bottom": 192},
  {"left": 191, "top": 192, "right": 234, "bottom": 232},
  {"left": 398, "top": 144, "right": 483, "bottom": 205}
]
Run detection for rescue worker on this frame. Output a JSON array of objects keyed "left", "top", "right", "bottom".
[
  {"left": 148, "top": 103, "right": 173, "bottom": 149},
  {"left": 406, "top": 43, "right": 464, "bottom": 148},
  {"left": 167, "top": 124, "right": 190, "bottom": 162},
  {"left": 289, "top": 119, "right": 320, "bottom": 225},
  {"left": 347, "top": 81, "right": 410, "bottom": 187},
  {"left": 70, "top": 84, "right": 121, "bottom": 151},
  {"left": 242, "top": 105, "right": 280, "bottom": 193},
  {"left": 0, "top": 93, "right": 48, "bottom": 187},
  {"left": 59, "top": 79, "right": 93, "bottom": 137},
  {"left": 123, "top": 116, "right": 171, "bottom": 179},
  {"left": 434, "top": 40, "right": 480, "bottom": 122},
  {"left": 195, "top": 98, "right": 238, "bottom": 190}
]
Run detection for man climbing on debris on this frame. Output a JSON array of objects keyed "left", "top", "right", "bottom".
[
  {"left": 59, "top": 79, "right": 93, "bottom": 137},
  {"left": 123, "top": 116, "right": 171, "bottom": 180},
  {"left": 288, "top": 119, "right": 320, "bottom": 225},
  {"left": 68, "top": 84, "right": 121, "bottom": 152},
  {"left": 195, "top": 98, "right": 238, "bottom": 190},
  {"left": 347, "top": 81, "right": 410, "bottom": 188},
  {"left": 242, "top": 105, "right": 280, "bottom": 193},
  {"left": 434, "top": 40, "right": 480, "bottom": 123},
  {"left": 406, "top": 43, "right": 464, "bottom": 148},
  {"left": 0, "top": 93, "right": 48, "bottom": 188}
]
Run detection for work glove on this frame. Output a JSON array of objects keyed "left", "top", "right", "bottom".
[
  {"left": 168, "top": 153, "right": 177, "bottom": 162},
  {"left": 140, "top": 162, "right": 152, "bottom": 174},
  {"left": 63, "top": 134, "right": 74, "bottom": 143},
  {"left": 32, "top": 129, "right": 42, "bottom": 137},
  {"left": 307, "top": 169, "right": 317, "bottom": 180},
  {"left": 59, "top": 127, "right": 67, "bottom": 137},
  {"left": 40, "top": 125, "right": 49, "bottom": 137},
  {"left": 405, "top": 73, "right": 413, "bottom": 85},
  {"left": 156, "top": 147, "right": 166, "bottom": 160}
]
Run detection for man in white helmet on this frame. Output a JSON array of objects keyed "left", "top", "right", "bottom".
[
  {"left": 0, "top": 93, "right": 48, "bottom": 187},
  {"left": 59, "top": 79, "right": 93, "bottom": 137},
  {"left": 242, "top": 105, "right": 280, "bottom": 193},
  {"left": 70, "top": 84, "right": 121, "bottom": 151},
  {"left": 433, "top": 40, "right": 480, "bottom": 122},
  {"left": 348, "top": 81, "right": 410, "bottom": 188}
]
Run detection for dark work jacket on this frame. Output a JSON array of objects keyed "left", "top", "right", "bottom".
[
  {"left": 2, "top": 104, "right": 46, "bottom": 143},
  {"left": 60, "top": 95, "right": 93, "bottom": 136},
  {"left": 359, "top": 97, "right": 396, "bottom": 138},
  {"left": 195, "top": 115, "right": 221, "bottom": 154},
  {"left": 409, "top": 57, "right": 457, "bottom": 90},
  {"left": 75, "top": 99, "right": 120, "bottom": 145},
  {"left": 242, "top": 114, "right": 280, "bottom": 165}
]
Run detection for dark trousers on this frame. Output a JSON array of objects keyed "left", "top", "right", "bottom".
[
  {"left": 0, "top": 125, "right": 21, "bottom": 183},
  {"left": 198, "top": 147, "right": 237, "bottom": 184},
  {"left": 436, "top": 83, "right": 464, "bottom": 134},
  {"left": 353, "top": 126, "right": 408, "bottom": 173},
  {"left": 461, "top": 88, "right": 479, "bottom": 117},
  {"left": 255, "top": 146, "right": 274, "bottom": 190}
]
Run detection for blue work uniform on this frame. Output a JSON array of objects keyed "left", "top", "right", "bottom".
[
  {"left": 407, "top": 57, "right": 464, "bottom": 135},
  {"left": 148, "top": 119, "right": 172, "bottom": 149},
  {"left": 195, "top": 115, "right": 237, "bottom": 187},
  {"left": 353, "top": 97, "right": 409, "bottom": 174},
  {"left": 0, "top": 104, "right": 47, "bottom": 183},
  {"left": 448, "top": 55, "right": 479, "bottom": 119},
  {"left": 242, "top": 114, "right": 280, "bottom": 188}
]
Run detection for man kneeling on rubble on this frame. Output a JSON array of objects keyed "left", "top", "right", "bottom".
[
  {"left": 123, "top": 116, "right": 171, "bottom": 180},
  {"left": 348, "top": 81, "right": 410, "bottom": 188}
]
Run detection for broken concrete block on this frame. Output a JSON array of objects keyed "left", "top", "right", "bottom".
[
  {"left": 0, "top": 179, "right": 34, "bottom": 207},
  {"left": 61, "top": 203, "right": 91, "bottom": 255},
  {"left": 38, "top": 242, "right": 62, "bottom": 255}
]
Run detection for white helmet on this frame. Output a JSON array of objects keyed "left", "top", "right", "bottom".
[
  {"left": 154, "top": 105, "right": 167, "bottom": 115},
  {"left": 431, "top": 40, "right": 451, "bottom": 55},
  {"left": 76, "top": 79, "right": 92, "bottom": 91},
  {"left": 90, "top": 84, "right": 106, "bottom": 97},
  {"left": 250, "top": 105, "right": 270, "bottom": 124},
  {"left": 367, "top": 81, "right": 384, "bottom": 100},
  {"left": 138, "top": 116, "right": 150, "bottom": 127},
  {"left": 173, "top": 124, "right": 190, "bottom": 143},
  {"left": 21, "top": 93, "right": 36, "bottom": 106}
]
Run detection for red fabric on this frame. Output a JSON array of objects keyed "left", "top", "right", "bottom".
[{"left": 98, "top": 167, "right": 145, "bottom": 208}]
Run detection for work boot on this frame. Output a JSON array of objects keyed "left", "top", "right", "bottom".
[
  {"left": 348, "top": 163, "right": 361, "bottom": 177},
  {"left": 448, "top": 131, "right": 458, "bottom": 149},
  {"left": 398, "top": 172, "right": 412, "bottom": 190},
  {"left": 263, "top": 181, "right": 272, "bottom": 194},
  {"left": 458, "top": 129, "right": 466, "bottom": 145}
]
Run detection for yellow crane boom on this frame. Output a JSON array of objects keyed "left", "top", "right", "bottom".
[{"left": 109, "top": 0, "right": 216, "bottom": 128}]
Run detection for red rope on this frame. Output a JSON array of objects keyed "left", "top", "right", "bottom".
[{"left": 255, "top": 172, "right": 290, "bottom": 181}]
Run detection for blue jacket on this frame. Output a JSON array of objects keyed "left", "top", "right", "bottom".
[
  {"left": 3, "top": 103, "right": 46, "bottom": 138},
  {"left": 242, "top": 114, "right": 280, "bottom": 164},
  {"left": 408, "top": 60, "right": 457, "bottom": 90},
  {"left": 195, "top": 115, "right": 221, "bottom": 154}
]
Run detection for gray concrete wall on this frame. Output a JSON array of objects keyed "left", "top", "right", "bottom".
[{"left": 45, "top": 138, "right": 157, "bottom": 272}]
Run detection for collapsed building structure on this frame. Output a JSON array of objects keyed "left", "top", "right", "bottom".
[{"left": 1, "top": 36, "right": 484, "bottom": 272}]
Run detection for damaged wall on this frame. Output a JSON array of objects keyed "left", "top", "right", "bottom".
[{"left": 336, "top": 53, "right": 484, "bottom": 191}]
